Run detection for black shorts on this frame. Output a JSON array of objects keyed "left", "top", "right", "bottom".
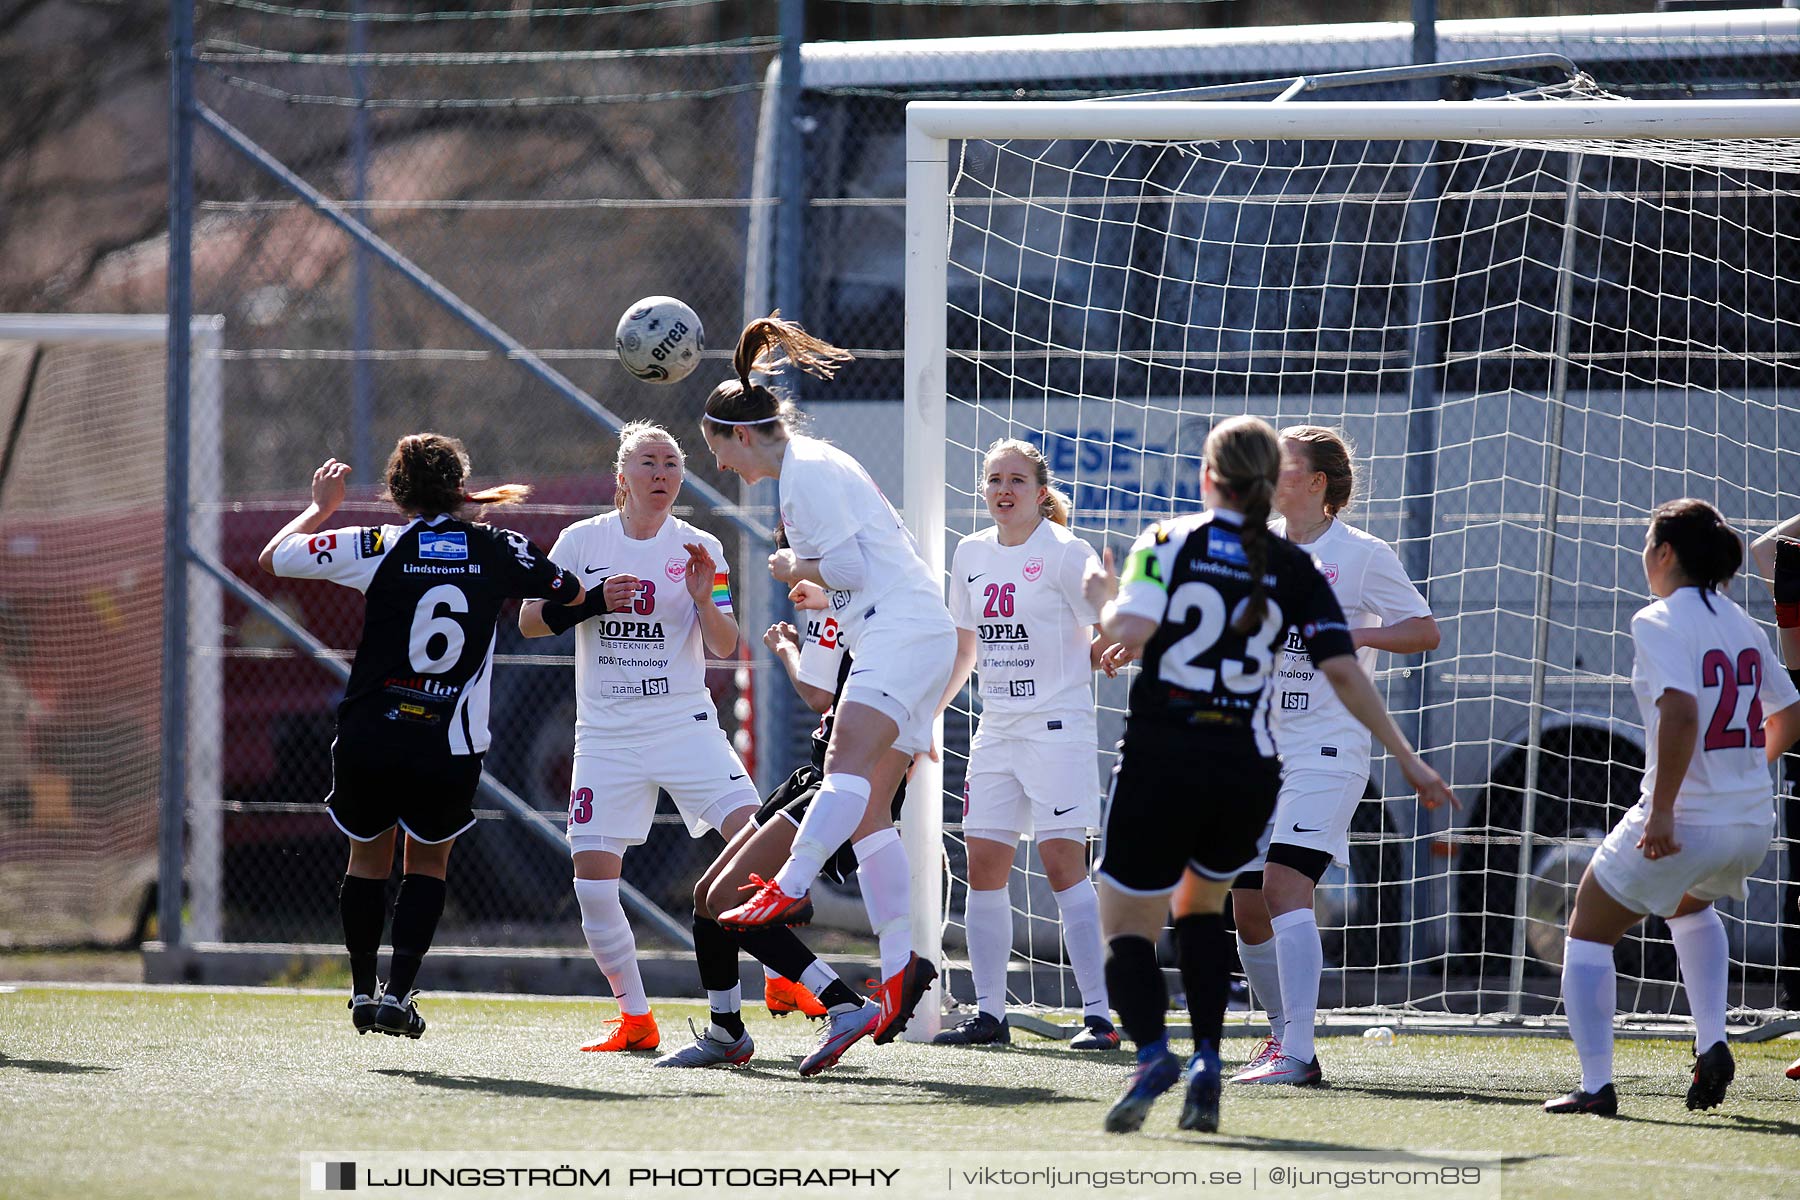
[
  {"left": 1097, "top": 724, "right": 1281, "bottom": 893},
  {"left": 753, "top": 761, "right": 909, "bottom": 886},
  {"left": 327, "top": 730, "right": 483, "bottom": 845}
]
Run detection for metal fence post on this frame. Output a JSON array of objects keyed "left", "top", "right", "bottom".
[{"left": 160, "top": 0, "right": 196, "bottom": 949}]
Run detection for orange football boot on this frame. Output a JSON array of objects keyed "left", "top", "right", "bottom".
[
  {"left": 765, "top": 975, "right": 828, "bottom": 1019},
  {"left": 580, "top": 1010, "right": 661, "bottom": 1052}
]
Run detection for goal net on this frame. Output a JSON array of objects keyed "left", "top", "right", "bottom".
[
  {"left": 0, "top": 316, "right": 222, "bottom": 948},
  {"left": 904, "top": 83, "right": 1800, "bottom": 1030}
]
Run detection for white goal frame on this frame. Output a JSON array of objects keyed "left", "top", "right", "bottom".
[
  {"left": 0, "top": 314, "right": 224, "bottom": 943},
  {"left": 901, "top": 98, "right": 1800, "bottom": 1034}
]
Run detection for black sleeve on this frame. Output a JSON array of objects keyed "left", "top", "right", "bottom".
[
  {"left": 493, "top": 527, "right": 581, "bottom": 603},
  {"left": 1285, "top": 554, "right": 1355, "bottom": 665},
  {"left": 542, "top": 584, "right": 610, "bottom": 635}
]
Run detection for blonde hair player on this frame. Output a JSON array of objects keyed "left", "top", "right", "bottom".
[
  {"left": 703, "top": 313, "right": 957, "bottom": 1067},
  {"left": 260, "top": 434, "right": 585, "bottom": 1039},
  {"left": 519, "top": 422, "right": 756, "bottom": 1054},
  {"left": 934, "top": 438, "right": 1124, "bottom": 1051},
  {"left": 1225, "top": 426, "right": 1440, "bottom": 1087},
  {"left": 1082, "top": 415, "right": 1451, "bottom": 1136},
  {"left": 1545, "top": 499, "right": 1800, "bottom": 1116}
]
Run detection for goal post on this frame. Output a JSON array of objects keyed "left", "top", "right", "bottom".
[{"left": 904, "top": 94, "right": 1800, "bottom": 1029}]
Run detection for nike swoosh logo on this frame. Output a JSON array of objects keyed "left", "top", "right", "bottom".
[
  {"left": 966, "top": 573, "right": 985, "bottom": 582},
  {"left": 729, "top": 773, "right": 747, "bottom": 781},
  {"left": 1291, "top": 823, "right": 1325, "bottom": 834},
  {"left": 1052, "top": 805, "right": 1078, "bottom": 816},
  {"left": 849, "top": 669, "right": 870, "bottom": 676},
  {"left": 583, "top": 565, "right": 609, "bottom": 575}
]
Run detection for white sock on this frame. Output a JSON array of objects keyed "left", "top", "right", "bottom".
[
  {"left": 1236, "top": 933, "right": 1285, "bottom": 1044},
  {"left": 1562, "top": 937, "right": 1616, "bottom": 1094},
  {"left": 1271, "top": 908, "right": 1322, "bottom": 1063},
  {"left": 853, "top": 827, "right": 914, "bottom": 978},
  {"left": 574, "top": 877, "right": 649, "bottom": 1016},
  {"left": 1052, "top": 878, "right": 1109, "bottom": 1020},
  {"left": 964, "top": 886, "right": 1013, "bottom": 1019},
  {"left": 1668, "top": 906, "right": 1729, "bottom": 1053},
  {"left": 763, "top": 964, "right": 781, "bottom": 981},
  {"left": 800, "top": 959, "right": 841, "bottom": 997},
  {"left": 774, "top": 773, "right": 871, "bottom": 897},
  {"left": 708, "top": 986, "right": 741, "bottom": 1014}
]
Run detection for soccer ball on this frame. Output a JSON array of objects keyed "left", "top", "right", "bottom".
[{"left": 615, "top": 296, "right": 704, "bottom": 384}]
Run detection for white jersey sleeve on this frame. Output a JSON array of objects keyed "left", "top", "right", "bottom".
[
  {"left": 796, "top": 611, "right": 849, "bottom": 693},
  {"left": 1358, "top": 539, "right": 1433, "bottom": 627},
  {"left": 269, "top": 524, "right": 397, "bottom": 593},
  {"left": 780, "top": 457, "right": 862, "bottom": 561},
  {"left": 1057, "top": 533, "right": 1102, "bottom": 627},
  {"left": 1114, "top": 521, "right": 1176, "bottom": 625},
  {"left": 776, "top": 436, "right": 947, "bottom": 649},
  {"left": 947, "top": 539, "right": 977, "bottom": 630},
  {"left": 1631, "top": 605, "right": 1693, "bottom": 700}
]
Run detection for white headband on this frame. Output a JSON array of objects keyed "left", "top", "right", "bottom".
[{"left": 704, "top": 414, "right": 780, "bottom": 427}]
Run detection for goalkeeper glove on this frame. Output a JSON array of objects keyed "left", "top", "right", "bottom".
[{"left": 1774, "top": 538, "right": 1800, "bottom": 629}]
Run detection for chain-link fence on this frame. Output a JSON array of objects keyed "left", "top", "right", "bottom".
[{"left": 5, "top": 3, "right": 1799, "bottom": 975}]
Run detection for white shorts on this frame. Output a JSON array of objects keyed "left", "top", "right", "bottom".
[
  {"left": 840, "top": 611, "right": 957, "bottom": 758},
  {"left": 964, "top": 731, "right": 1100, "bottom": 843},
  {"left": 566, "top": 723, "right": 759, "bottom": 853},
  {"left": 1242, "top": 769, "right": 1366, "bottom": 872},
  {"left": 1589, "top": 806, "right": 1773, "bottom": 919}
]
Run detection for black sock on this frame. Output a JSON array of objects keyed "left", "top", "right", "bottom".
[
  {"left": 819, "top": 980, "right": 860, "bottom": 1010},
  {"left": 1175, "top": 913, "right": 1231, "bottom": 1047},
  {"left": 711, "top": 1009, "right": 747, "bottom": 1039},
  {"left": 339, "top": 874, "right": 388, "bottom": 997},
  {"left": 693, "top": 916, "right": 742, "bottom": 993},
  {"left": 736, "top": 923, "right": 820, "bottom": 985},
  {"left": 386, "top": 873, "right": 448, "bottom": 999},
  {"left": 1105, "top": 935, "right": 1166, "bottom": 1050}
]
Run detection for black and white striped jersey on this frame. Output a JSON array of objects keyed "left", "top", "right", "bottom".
[
  {"left": 1113, "top": 509, "right": 1354, "bottom": 756},
  {"left": 273, "top": 515, "right": 579, "bottom": 755}
]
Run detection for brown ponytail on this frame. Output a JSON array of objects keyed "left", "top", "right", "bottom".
[
  {"left": 1204, "top": 416, "right": 1282, "bottom": 634},
  {"left": 384, "top": 432, "right": 529, "bottom": 517},
  {"left": 702, "top": 311, "right": 853, "bottom": 438}
]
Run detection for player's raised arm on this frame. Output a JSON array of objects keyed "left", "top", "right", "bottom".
[{"left": 258, "top": 457, "right": 350, "bottom": 574}]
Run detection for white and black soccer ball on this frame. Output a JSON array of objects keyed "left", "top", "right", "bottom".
[{"left": 615, "top": 296, "right": 704, "bottom": 384}]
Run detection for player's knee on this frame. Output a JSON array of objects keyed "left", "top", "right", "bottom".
[{"left": 692, "top": 878, "right": 715, "bottom": 921}]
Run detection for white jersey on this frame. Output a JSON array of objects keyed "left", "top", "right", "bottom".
[
  {"left": 947, "top": 520, "right": 1100, "bottom": 743},
  {"left": 1631, "top": 586, "right": 1798, "bottom": 826},
  {"left": 546, "top": 511, "right": 732, "bottom": 747},
  {"left": 778, "top": 434, "right": 946, "bottom": 647},
  {"left": 1269, "top": 517, "right": 1432, "bottom": 775}
]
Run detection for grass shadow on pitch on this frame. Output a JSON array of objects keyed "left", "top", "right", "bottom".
[
  {"left": 1326, "top": 1082, "right": 1546, "bottom": 1109},
  {"left": 1608, "top": 1110, "right": 1800, "bottom": 1136},
  {"left": 819, "top": 1070, "right": 1084, "bottom": 1108},
  {"left": 0, "top": 1053, "right": 117, "bottom": 1076},
  {"left": 371, "top": 1067, "right": 717, "bottom": 1104}
]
